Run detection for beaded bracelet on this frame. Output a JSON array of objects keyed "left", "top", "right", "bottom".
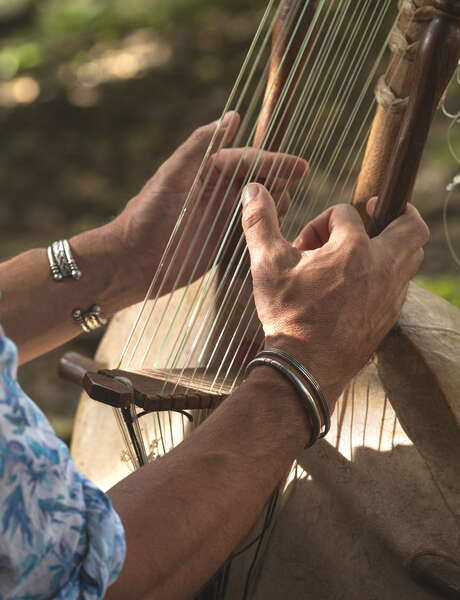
[
  {"left": 47, "top": 239, "right": 81, "bottom": 281},
  {"left": 72, "top": 304, "right": 107, "bottom": 333}
]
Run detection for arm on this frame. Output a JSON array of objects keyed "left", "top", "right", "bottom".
[
  {"left": 106, "top": 184, "right": 430, "bottom": 600},
  {"left": 0, "top": 225, "right": 135, "bottom": 364},
  {"left": 107, "top": 367, "right": 310, "bottom": 600}
]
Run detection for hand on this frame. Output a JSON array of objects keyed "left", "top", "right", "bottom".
[
  {"left": 110, "top": 112, "right": 308, "bottom": 300},
  {"left": 241, "top": 184, "right": 430, "bottom": 407}
]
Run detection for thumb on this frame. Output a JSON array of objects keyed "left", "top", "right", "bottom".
[
  {"left": 242, "top": 183, "right": 284, "bottom": 261},
  {"left": 176, "top": 111, "right": 240, "bottom": 171}
]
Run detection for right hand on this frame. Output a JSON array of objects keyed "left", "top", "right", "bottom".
[
  {"left": 241, "top": 183, "right": 430, "bottom": 409},
  {"left": 111, "top": 112, "right": 307, "bottom": 301}
]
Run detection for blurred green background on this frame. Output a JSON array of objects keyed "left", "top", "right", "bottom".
[{"left": 0, "top": 0, "right": 459, "bottom": 444}]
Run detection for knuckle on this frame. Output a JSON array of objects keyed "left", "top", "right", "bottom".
[
  {"left": 250, "top": 241, "right": 289, "bottom": 274},
  {"left": 410, "top": 248, "right": 425, "bottom": 276},
  {"left": 271, "top": 242, "right": 292, "bottom": 269},
  {"left": 250, "top": 251, "right": 273, "bottom": 274},
  {"left": 338, "top": 202, "right": 358, "bottom": 219},
  {"left": 342, "top": 202, "right": 357, "bottom": 214},
  {"left": 343, "top": 232, "right": 370, "bottom": 264},
  {"left": 189, "top": 125, "right": 210, "bottom": 146},
  {"left": 194, "top": 124, "right": 209, "bottom": 139},
  {"left": 242, "top": 204, "right": 265, "bottom": 231},
  {"left": 334, "top": 202, "right": 351, "bottom": 211},
  {"left": 351, "top": 232, "right": 369, "bottom": 252},
  {"left": 418, "top": 220, "right": 430, "bottom": 244},
  {"left": 405, "top": 210, "right": 430, "bottom": 244},
  {"left": 378, "top": 246, "right": 398, "bottom": 281}
]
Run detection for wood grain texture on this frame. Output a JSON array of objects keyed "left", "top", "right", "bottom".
[
  {"left": 59, "top": 351, "right": 227, "bottom": 411},
  {"left": 352, "top": 0, "right": 433, "bottom": 230},
  {"left": 373, "top": 12, "right": 460, "bottom": 234}
]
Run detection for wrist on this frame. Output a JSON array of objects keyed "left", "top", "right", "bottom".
[
  {"left": 264, "top": 334, "right": 342, "bottom": 412},
  {"left": 107, "top": 207, "right": 163, "bottom": 304},
  {"left": 242, "top": 366, "right": 313, "bottom": 451},
  {"left": 69, "top": 223, "right": 140, "bottom": 316}
]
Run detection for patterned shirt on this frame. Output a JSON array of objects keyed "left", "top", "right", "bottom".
[{"left": 0, "top": 327, "right": 126, "bottom": 599}]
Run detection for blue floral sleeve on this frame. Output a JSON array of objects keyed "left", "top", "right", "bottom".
[{"left": 0, "top": 327, "right": 126, "bottom": 599}]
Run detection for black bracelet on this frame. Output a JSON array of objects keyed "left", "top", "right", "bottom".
[
  {"left": 257, "top": 348, "right": 330, "bottom": 439},
  {"left": 245, "top": 356, "right": 322, "bottom": 448}
]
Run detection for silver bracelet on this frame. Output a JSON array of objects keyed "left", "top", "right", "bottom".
[
  {"left": 63, "top": 239, "right": 82, "bottom": 280},
  {"left": 47, "top": 245, "right": 63, "bottom": 281},
  {"left": 72, "top": 304, "right": 107, "bottom": 333},
  {"left": 47, "top": 239, "right": 81, "bottom": 281},
  {"left": 257, "top": 349, "right": 331, "bottom": 439},
  {"left": 245, "top": 356, "right": 322, "bottom": 448}
]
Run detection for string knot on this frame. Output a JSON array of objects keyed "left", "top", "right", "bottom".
[{"left": 375, "top": 76, "right": 409, "bottom": 113}]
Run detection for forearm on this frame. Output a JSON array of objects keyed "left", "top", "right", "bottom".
[
  {"left": 0, "top": 224, "right": 140, "bottom": 363},
  {"left": 107, "top": 367, "right": 315, "bottom": 600}
]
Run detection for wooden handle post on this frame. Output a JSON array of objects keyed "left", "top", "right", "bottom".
[
  {"left": 353, "top": 1, "right": 460, "bottom": 234},
  {"left": 58, "top": 352, "right": 105, "bottom": 387},
  {"left": 372, "top": 8, "right": 460, "bottom": 234}
]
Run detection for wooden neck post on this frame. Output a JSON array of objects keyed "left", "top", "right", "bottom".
[
  {"left": 354, "top": 1, "right": 460, "bottom": 235},
  {"left": 253, "top": 0, "right": 320, "bottom": 150}
]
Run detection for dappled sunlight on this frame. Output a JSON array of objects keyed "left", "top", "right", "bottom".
[
  {"left": 0, "top": 75, "right": 39, "bottom": 106},
  {"left": 282, "top": 462, "right": 309, "bottom": 495},
  {"left": 332, "top": 382, "right": 412, "bottom": 462},
  {"left": 60, "top": 29, "right": 172, "bottom": 106},
  {"left": 73, "top": 31, "right": 171, "bottom": 88}
]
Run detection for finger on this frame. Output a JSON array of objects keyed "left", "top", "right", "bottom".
[
  {"left": 214, "top": 147, "right": 309, "bottom": 187},
  {"left": 293, "top": 204, "right": 367, "bottom": 251},
  {"left": 327, "top": 204, "right": 368, "bottom": 244},
  {"left": 293, "top": 207, "right": 334, "bottom": 250},
  {"left": 374, "top": 203, "right": 430, "bottom": 258},
  {"left": 242, "top": 183, "right": 286, "bottom": 261},
  {"left": 175, "top": 111, "right": 240, "bottom": 172}
]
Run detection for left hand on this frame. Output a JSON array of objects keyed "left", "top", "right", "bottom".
[
  {"left": 110, "top": 111, "right": 308, "bottom": 300},
  {"left": 241, "top": 184, "right": 430, "bottom": 406}
]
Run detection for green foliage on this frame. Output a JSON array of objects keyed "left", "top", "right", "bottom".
[
  {"left": 0, "top": 42, "right": 41, "bottom": 78},
  {"left": 416, "top": 275, "right": 460, "bottom": 308},
  {"left": 0, "top": 0, "right": 267, "bottom": 81}
]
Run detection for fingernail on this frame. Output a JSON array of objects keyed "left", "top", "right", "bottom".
[
  {"left": 243, "top": 183, "right": 259, "bottom": 206},
  {"left": 367, "top": 196, "right": 378, "bottom": 217}
]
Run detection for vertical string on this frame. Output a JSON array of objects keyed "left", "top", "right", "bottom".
[
  {"left": 219, "top": 0, "right": 394, "bottom": 392},
  {"left": 114, "top": 0, "right": 406, "bottom": 466},
  {"left": 135, "top": 0, "right": 305, "bottom": 375},
  {"left": 147, "top": 0, "right": 321, "bottom": 386},
  {"left": 119, "top": 0, "right": 279, "bottom": 372}
]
